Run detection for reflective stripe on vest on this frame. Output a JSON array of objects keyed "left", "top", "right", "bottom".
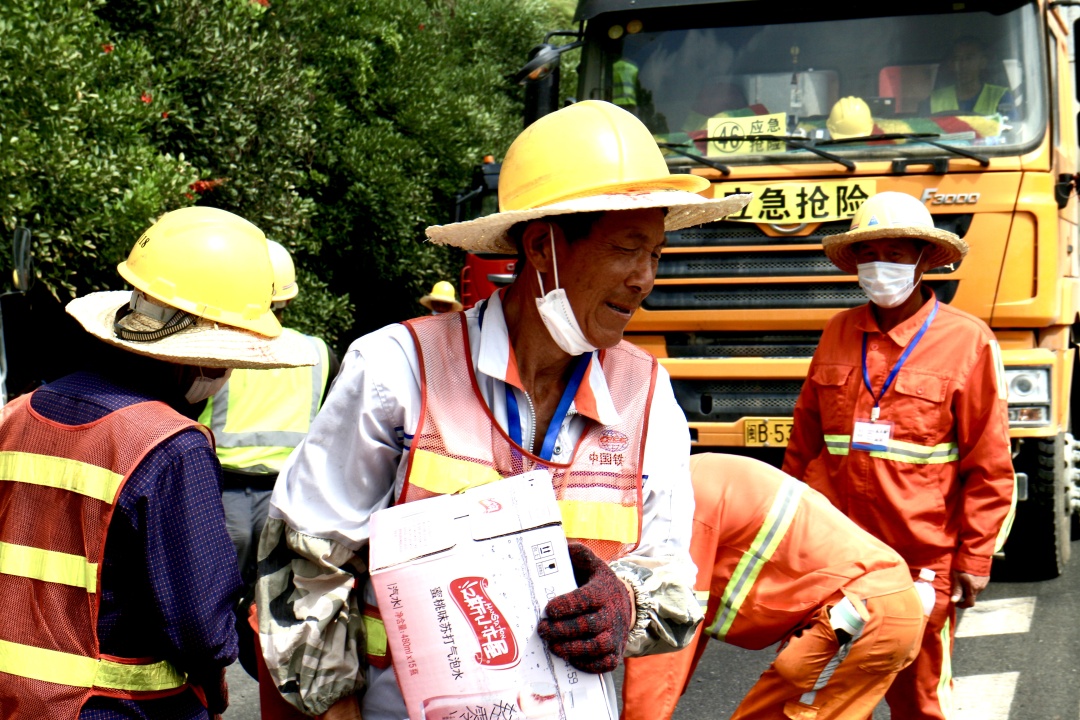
[
  {"left": 929, "top": 84, "right": 1008, "bottom": 115},
  {"left": 200, "top": 331, "right": 329, "bottom": 473},
  {"left": 0, "top": 638, "right": 186, "bottom": 691},
  {"left": 823, "top": 435, "right": 958, "bottom": 464},
  {"left": 363, "top": 604, "right": 391, "bottom": 670},
  {"left": 0, "top": 394, "right": 201, "bottom": 714},
  {"left": 400, "top": 312, "right": 654, "bottom": 562},
  {"left": 706, "top": 476, "right": 804, "bottom": 642},
  {"left": 407, "top": 449, "right": 641, "bottom": 544}
]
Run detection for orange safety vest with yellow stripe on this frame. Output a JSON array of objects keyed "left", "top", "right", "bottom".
[
  {"left": 0, "top": 392, "right": 207, "bottom": 718},
  {"left": 367, "top": 312, "right": 657, "bottom": 669}
]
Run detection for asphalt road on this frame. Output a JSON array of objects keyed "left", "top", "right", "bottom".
[{"left": 223, "top": 537, "right": 1080, "bottom": 720}]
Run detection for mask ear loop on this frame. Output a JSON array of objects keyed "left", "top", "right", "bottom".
[
  {"left": 535, "top": 223, "right": 561, "bottom": 296},
  {"left": 913, "top": 247, "right": 926, "bottom": 286}
]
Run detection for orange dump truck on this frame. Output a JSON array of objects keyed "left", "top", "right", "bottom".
[{"left": 460, "top": 0, "right": 1080, "bottom": 578}]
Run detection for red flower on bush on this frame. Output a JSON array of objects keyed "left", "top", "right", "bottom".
[
  {"left": 140, "top": 92, "right": 153, "bottom": 104},
  {"left": 101, "top": 43, "right": 114, "bottom": 53},
  {"left": 190, "top": 178, "right": 226, "bottom": 194},
  {"left": 161, "top": 111, "right": 170, "bottom": 119},
  {"left": 252, "top": 0, "right": 270, "bottom": 6},
  {"left": 418, "top": 23, "right": 425, "bottom": 30}
]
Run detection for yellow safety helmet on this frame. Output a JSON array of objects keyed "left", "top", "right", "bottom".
[
  {"left": 826, "top": 97, "right": 873, "bottom": 140},
  {"left": 420, "top": 281, "right": 463, "bottom": 313},
  {"left": 117, "top": 206, "right": 280, "bottom": 337},
  {"left": 267, "top": 240, "right": 298, "bottom": 303},
  {"left": 824, "top": 191, "right": 968, "bottom": 274},
  {"left": 425, "top": 100, "right": 752, "bottom": 254}
]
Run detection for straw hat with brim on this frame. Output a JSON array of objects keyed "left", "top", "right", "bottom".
[
  {"left": 67, "top": 291, "right": 316, "bottom": 369},
  {"left": 420, "top": 291, "right": 463, "bottom": 313},
  {"left": 824, "top": 224, "right": 968, "bottom": 276},
  {"left": 426, "top": 190, "right": 754, "bottom": 255}
]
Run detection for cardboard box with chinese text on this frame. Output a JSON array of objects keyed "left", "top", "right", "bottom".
[{"left": 369, "top": 472, "right": 615, "bottom": 720}]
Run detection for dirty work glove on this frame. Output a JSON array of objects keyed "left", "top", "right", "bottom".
[{"left": 537, "top": 543, "right": 633, "bottom": 674}]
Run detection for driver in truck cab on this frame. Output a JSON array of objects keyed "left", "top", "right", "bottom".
[{"left": 782, "top": 191, "right": 1015, "bottom": 720}]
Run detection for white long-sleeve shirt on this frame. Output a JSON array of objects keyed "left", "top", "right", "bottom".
[{"left": 258, "top": 292, "right": 701, "bottom": 716}]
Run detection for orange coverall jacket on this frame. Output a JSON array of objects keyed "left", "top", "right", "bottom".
[{"left": 782, "top": 292, "right": 1014, "bottom": 577}]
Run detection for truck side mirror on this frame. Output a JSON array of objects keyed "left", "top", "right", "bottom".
[{"left": 519, "top": 44, "right": 562, "bottom": 128}]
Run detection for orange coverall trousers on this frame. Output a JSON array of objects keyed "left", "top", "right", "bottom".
[{"left": 622, "top": 456, "right": 925, "bottom": 720}]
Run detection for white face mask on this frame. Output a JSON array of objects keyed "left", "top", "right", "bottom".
[
  {"left": 185, "top": 368, "right": 232, "bottom": 404},
  {"left": 856, "top": 251, "right": 923, "bottom": 309},
  {"left": 535, "top": 225, "right": 597, "bottom": 356}
]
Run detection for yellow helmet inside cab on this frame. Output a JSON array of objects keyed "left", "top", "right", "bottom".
[
  {"left": 267, "top": 240, "right": 298, "bottom": 302},
  {"left": 117, "top": 207, "right": 280, "bottom": 337},
  {"left": 827, "top": 96, "right": 873, "bottom": 140},
  {"left": 497, "top": 100, "right": 709, "bottom": 212}
]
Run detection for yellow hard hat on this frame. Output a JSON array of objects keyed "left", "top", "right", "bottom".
[
  {"left": 425, "top": 100, "right": 752, "bottom": 254},
  {"left": 420, "top": 280, "right": 463, "bottom": 312},
  {"left": 267, "top": 240, "right": 298, "bottom": 302},
  {"left": 826, "top": 97, "right": 873, "bottom": 140},
  {"left": 824, "top": 191, "right": 968, "bottom": 274},
  {"left": 117, "top": 206, "right": 280, "bottom": 337}
]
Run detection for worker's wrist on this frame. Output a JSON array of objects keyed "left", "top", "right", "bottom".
[
  {"left": 953, "top": 551, "right": 992, "bottom": 576},
  {"left": 615, "top": 571, "right": 654, "bottom": 642}
]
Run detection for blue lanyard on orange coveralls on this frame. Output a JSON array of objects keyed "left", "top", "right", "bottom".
[{"left": 861, "top": 300, "right": 938, "bottom": 421}]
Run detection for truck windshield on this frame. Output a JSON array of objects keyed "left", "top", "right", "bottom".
[{"left": 579, "top": 0, "right": 1046, "bottom": 164}]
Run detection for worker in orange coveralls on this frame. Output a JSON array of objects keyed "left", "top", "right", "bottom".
[
  {"left": 622, "top": 453, "right": 925, "bottom": 720},
  {"left": 782, "top": 191, "right": 1015, "bottom": 719}
]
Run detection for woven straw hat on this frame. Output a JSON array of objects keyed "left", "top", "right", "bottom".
[
  {"left": 426, "top": 101, "right": 752, "bottom": 254},
  {"left": 824, "top": 191, "right": 968, "bottom": 274},
  {"left": 68, "top": 291, "right": 316, "bottom": 369}
]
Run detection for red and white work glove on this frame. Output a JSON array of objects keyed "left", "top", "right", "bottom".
[{"left": 537, "top": 543, "right": 633, "bottom": 674}]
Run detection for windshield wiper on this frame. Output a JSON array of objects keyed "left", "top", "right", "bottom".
[
  {"left": 656, "top": 142, "right": 731, "bottom": 176},
  {"left": 703, "top": 134, "right": 856, "bottom": 171},
  {"left": 818, "top": 133, "right": 990, "bottom": 167}
]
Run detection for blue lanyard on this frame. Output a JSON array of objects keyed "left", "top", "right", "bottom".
[
  {"left": 861, "top": 301, "right": 938, "bottom": 421},
  {"left": 505, "top": 353, "right": 591, "bottom": 460}
]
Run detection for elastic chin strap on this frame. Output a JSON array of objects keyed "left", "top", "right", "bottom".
[
  {"left": 113, "top": 291, "right": 196, "bottom": 342},
  {"left": 535, "top": 223, "right": 561, "bottom": 296}
]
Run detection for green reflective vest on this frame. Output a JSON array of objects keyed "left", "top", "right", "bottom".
[
  {"left": 199, "top": 330, "right": 330, "bottom": 473},
  {"left": 612, "top": 59, "right": 640, "bottom": 108},
  {"left": 929, "top": 83, "right": 1008, "bottom": 116}
]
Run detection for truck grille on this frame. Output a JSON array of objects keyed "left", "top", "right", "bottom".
[
  {"left": 658, "top": 251, "right": 838, "bottom": 278},
  {"left": 644, "top": 280, "right": 957, "bottom": 311},
  {"left": 664, "top": 214, "right": 972, "bottom": 248},
  {"left": 671, "top": 379, "right": 805, "bottom": 422},
  {"left": 665, "top": 332, "right": 821, "bottom": 358}
]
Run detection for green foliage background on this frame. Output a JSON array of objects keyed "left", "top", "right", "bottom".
[{"left": 0, "top": 0, "right": 573, "bottom": 350}]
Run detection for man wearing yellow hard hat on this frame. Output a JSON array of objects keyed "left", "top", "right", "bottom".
[
  {"left": 255, "top": 100, "right": 751, "bottom": 719},
  {"left": 198, "top": 240, "right": 338, "bottom": 678},
  {"left": 783, "top": 191, "right": 1013, "bottom": 720},
  {"left": 418, "top": 280, "right": 463, "bottom": 314},
  {"left": 0, "top": 206, "right": 314, "bottom": 719}
]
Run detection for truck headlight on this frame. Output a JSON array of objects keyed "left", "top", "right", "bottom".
[{"left": 1004, "top": 367, "right": 1051, "bottom": 427}]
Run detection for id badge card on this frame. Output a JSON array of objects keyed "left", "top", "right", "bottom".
[{"left": 850, "top": 419, "right": 893, "bottom": 452}]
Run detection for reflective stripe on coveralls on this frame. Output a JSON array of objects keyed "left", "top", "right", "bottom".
[
  {"left": 0, "top": 395, "right": 199, "bottom": 717},
  {"left": 706, "top": 476, "right": 805, "bottom": 641},
  {"left": 201, "top": 331, "right": 329, "bottom": 473},
  {"left": 824, "top": 435, "right": 960, "bottom": 463}
]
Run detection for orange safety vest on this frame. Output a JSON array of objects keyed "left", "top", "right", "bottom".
[
  {"left": 399, "top": 311, "right": 657, "bottom": 563},
  {"left": 0, "top": 392, "right": 209, "bottom": 718},
  {"left": 692, "top": 454, "right": 913, "bottom": 650}
]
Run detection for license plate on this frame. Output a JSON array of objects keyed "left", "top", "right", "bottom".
[{"left": 743, "top": 418, "right": 793, "bottom": 447}]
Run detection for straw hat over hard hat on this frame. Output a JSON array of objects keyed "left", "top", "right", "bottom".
[
  {"left": 425, "top": 100, "right": 752, "bottom": 253},
  {"left": 824, "top": 191, "right": 968, "bottom": 275},
  {"left": 67, "top": 207, "right": 315, "bottom": 369},
  {"left": 420, "top": 280, "right": 463, "bottom": 312},
  {"left": 827, "top": 97, "right": 873, "bottom": 140}
]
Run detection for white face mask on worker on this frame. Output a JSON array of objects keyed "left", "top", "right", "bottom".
[
  {"left": 184, "top": 369, "right": 232, "bottom": 404},
  {"left": 535, "top": 225, "right": 597, "bottom": 356},
  {"left": 857, "top": 255, "right": 922, "bottom": 309}
]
